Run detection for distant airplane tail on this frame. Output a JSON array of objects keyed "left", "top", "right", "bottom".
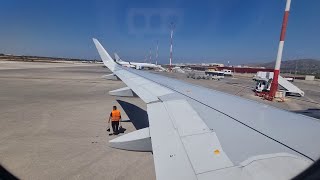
[{"left": 114, "top": 53, "right": 123, "bottom": 62}]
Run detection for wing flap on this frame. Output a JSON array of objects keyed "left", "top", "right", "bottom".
[
  {"left": 164, "top": 100, "right": 211, "bottom": 136},
  {"left": 148, "top": 102, "right": 197, "bottom": 180},
  {"left": 148, "top": 100, "right": 234, "bottom": 179},
  {"left": 181, "top": 132, "right": 233, "bottom": 174}
]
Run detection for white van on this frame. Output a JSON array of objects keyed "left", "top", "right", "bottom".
[{"left": 222, "top": 69, "right": 233, "bottom": 76}]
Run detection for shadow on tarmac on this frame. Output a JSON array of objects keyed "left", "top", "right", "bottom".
[
  {"left": 0, "top": 165, "right": 19, "bottom": 180},
  {"left": 117, "top": 100, "right": 149, "bottom": 130},
  {"left": 294, "top": 108, "right": 320, "bottom": 120}
]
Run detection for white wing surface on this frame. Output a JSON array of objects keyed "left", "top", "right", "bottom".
[{"left": 93, "top": 38, "right": 320, "bottom": 180}]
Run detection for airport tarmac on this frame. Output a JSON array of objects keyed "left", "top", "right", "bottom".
[
  {"left": 1, "top": 61, "right": 319, "bottom": 179},
  {"left": 0, "top": 61, "right": 155, "bottom": 180}
]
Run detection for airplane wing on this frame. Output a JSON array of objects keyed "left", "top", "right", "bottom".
[{"left": 93, "top": 38, "right": 320, "bottom": 180}]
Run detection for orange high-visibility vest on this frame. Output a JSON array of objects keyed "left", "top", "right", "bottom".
[{"left": 111, "top": 110, "right": 121, "bottom": 121}]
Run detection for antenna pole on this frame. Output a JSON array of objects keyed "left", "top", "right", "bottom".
[
  {"left": 149, "top": 48, "right": 152, "bottom": 64},
  {"left": 169, "top": 22, "right": 175, "bottom": 72}
]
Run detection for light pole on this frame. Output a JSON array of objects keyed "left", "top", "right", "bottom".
[{"left": 156, "top": 40, "right": 159, "bottom": 65}]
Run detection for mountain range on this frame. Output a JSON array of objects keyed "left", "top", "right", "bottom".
[{"left": 250, "top": 59, "right": 320, "bottom": 77}]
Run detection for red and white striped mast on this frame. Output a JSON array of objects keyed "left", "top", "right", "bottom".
[
  {"left": 169, "top": 22, "right": 175, "bottom": 72},
  {"left": 269, "top": 0, "right": 292, "bottom": 99}
]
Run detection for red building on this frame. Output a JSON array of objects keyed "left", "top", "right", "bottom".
[{"left": 215, "top": 66, "right": 274, "bottom": 74}]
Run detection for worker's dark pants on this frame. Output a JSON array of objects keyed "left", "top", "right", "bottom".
[{"left": 111, "top": 121, "right": 119, "bottom": 134}]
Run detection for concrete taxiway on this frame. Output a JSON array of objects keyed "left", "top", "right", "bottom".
[{"left": 0, "top": 61, "right": 155, "bottom": 180}]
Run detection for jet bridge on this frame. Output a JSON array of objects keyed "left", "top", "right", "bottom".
[{"left": 254, "top": 71, "right": 304, "bottom": 96}]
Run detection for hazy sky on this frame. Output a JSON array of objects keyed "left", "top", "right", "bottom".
[{"left": 0, "top": 0, "right": 319, "bottom": 64}]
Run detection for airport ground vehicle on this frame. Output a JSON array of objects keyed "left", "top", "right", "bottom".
[
  {"left": 222, "top": 69, "right": 233, "bottom": 76},
  {"left": 186, "top": 70, "right": 224, "bottom": 80},
  {"left": 253, "top": 71, "right": 304, "bottom": 96}
]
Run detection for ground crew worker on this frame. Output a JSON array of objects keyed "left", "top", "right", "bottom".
[{"left": 108, "top": 106, "right": 122, "bottom": 135}]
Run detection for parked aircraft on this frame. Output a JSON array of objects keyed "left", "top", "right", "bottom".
[
  {"left": 114, "top": 53, "right": 165, "bottom": 71},
  {"left": 93, "top": 38, "right": 320, "bottom": 180}
]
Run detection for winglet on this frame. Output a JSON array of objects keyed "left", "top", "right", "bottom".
[{"left": 92, "top": 38, "right": 117, "bottom": 72}]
